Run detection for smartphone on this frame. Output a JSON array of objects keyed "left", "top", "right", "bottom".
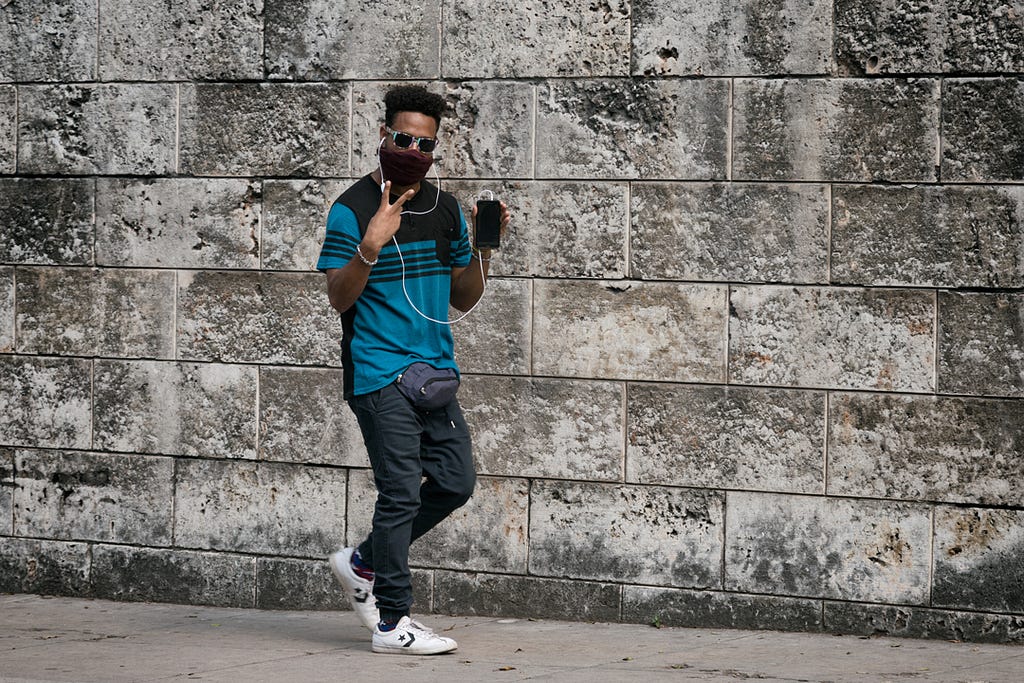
[{"left": 474, "top": 200, "right": 502, "bottom": 249}]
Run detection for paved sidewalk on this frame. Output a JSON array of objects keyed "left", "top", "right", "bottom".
[{"left": 0, "top": 594, "right": 1021, "bottom": 682}]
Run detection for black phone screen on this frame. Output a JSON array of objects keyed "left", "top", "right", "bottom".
[{"left": 475, "top": 200, "right": 501, "bottom": 249}]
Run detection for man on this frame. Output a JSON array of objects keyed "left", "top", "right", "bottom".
[{"left": 316, "top": 84, "right": 510, "bottom": 655}]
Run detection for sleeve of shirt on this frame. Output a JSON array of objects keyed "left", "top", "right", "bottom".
[
  {"left": 452, "top": 208, "right": 472, "bottom": 268},
  {"left": 316, "top": 203, "right": 360, "bottom": 272}
]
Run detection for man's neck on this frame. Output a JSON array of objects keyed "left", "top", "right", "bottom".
[{"left": 371, "top": 169, "right": 419, "bottom": 198}]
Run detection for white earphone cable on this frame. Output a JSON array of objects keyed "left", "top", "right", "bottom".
[{"left": 392, "top": 234, "right": 487, "bottom": 326}]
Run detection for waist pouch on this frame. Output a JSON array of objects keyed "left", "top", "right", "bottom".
[{"left": 396, "top": 362, "right": 460, "bottom": 411}]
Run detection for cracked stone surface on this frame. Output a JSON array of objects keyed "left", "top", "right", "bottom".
[
  {"left": 0, "top": 0, "right": 96, "bottom": 82},
  {"left": 14, "top": 450, "right": 174, "bottom": 545},
  {"left": 725, "top": 492, "right": 932, "bottom": 603},
  {"left": 18, "top": 84, "right": 176, "bottom": 175},
  {"left": 442, "top": 0, "right": 630, "bottom": 77},
  {"left": 99, "top": 0, "right": 262, "bottom": 80},
  {"left": 0, "top": 179, "right": 94, "bottom": 266},
  {"left": 265, "top": 0, "right": 441, "bottom": 79},
  {"left": 96, "top": 179, "right": 262, "bottom": 269},
  {"left": 633, "top": 0, "right": 832, "bottom": 76}
]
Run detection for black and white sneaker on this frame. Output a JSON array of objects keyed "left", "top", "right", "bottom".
[
  {"left": 328, "top": 548, "right": 378, "bottom": 632},
  {"left": 372, "top": 616, "right": 458, "bottom": 655}
]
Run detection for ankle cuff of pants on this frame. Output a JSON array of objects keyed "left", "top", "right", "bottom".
[{"left": 379, "top": 610, "right": 409, "bottom": 625}]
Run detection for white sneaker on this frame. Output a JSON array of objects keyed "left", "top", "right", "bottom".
[
  {"left": 372, "top": 616, "right": 458, "bottom": 655},
  {"left": 328, "top": 548, "right": 378, "bottom": 632}
]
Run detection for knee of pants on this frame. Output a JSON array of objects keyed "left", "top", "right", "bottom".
[{"left": 376, "top": 492, "right": 422, "bottom": 519}]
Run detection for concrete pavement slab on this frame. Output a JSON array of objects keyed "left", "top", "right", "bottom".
[{"left": 0, "top": 594, "right": 1021, "bottom": 682}]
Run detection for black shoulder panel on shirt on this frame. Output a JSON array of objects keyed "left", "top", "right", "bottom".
[{"left": 333, "top": 176, "right": 463, "bottom": 267}]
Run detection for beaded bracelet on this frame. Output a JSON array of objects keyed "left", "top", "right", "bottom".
[{"left": 355, "top": 244, "right": 378, "bottom": 267}]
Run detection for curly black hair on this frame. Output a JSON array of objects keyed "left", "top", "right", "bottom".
[{"left": 384, "top": 85, "right": 448, "bottom": 129}]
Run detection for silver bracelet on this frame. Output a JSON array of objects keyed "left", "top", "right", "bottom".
[
  {"left": 355, "top": 244, "right": 378, "bottom": 267},
  {"left": 472, "top": 249, "right": 493, "bottom": 262}
]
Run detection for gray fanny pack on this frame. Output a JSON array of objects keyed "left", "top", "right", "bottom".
[{"left": 396, "top": 362, "right": 460, "bottom": 411}]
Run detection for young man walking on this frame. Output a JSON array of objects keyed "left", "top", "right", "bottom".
[{"left": 316, "top": 85, "right": 510, "bottom": 655}]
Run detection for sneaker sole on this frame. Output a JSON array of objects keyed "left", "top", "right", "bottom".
[{"left": 371, "top": 642, "right": 458, "bottom": 655}]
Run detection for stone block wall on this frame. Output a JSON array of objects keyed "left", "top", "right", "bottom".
[{"left": 1, "top": 0, "right": 1022, "bottom": 643}]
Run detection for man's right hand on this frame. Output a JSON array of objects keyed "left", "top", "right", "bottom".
[{"left": 360, "top": 181, "right": 416, "bottom": 261}]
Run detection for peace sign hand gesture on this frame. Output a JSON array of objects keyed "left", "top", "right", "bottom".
[{"left": 360, "top": 181, "right": 416, "bottom": 260}]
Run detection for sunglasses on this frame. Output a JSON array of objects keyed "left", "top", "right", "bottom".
[{"left": 385, "top": 126, "right": 438, "bottom": 154}]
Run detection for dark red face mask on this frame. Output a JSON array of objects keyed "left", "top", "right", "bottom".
[{"left": 379, "top": 145, "right": 435, "bottom": 187}]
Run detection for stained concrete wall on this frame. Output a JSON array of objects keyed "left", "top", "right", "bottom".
[{"left": 1, "top": 0, "right": 1022, "bottom": 643}]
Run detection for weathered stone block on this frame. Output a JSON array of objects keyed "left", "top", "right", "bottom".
[
  {"left": 179, "top": 84, "right": 348, "bottom": 176},
  {"left": 829, "top": 393, "right": 1024, "bottom": 506},
  {"left": 460, "top": 376, "right": 624, "bottom": 481},
  {"left": 96, "top": 179, "right": 261, "bottom": 269},
  {"left": 0, "top": 267, "right": 12, "bottom": 352},
  {"left": 0, "top": 179, "right": 94, "bottom": 265},
  {"left": 945, "top": 3, "right": 1024, "bottom": 72},
  {"left": 530, "top": 481, "right": 724, "bottom": 588},
  {"left": 729, "top": 286, "right": 935, "bottom": 392},
  {"left": 832, "top": 185, "right": 1024, "bottom": 288},
  {"left": 17, "top": 267, "right": 176, "bottom": 358},
  {"left": 446, "top": 180, "right": 629, "bottom": 279},
  {"left": 0, "top": 0, "right": 96, "bottom": 82},
  {"left": 627, "top": 384, "right": 824, "bottom": 494},
  {"left": 176, "top": 271, "right": 342, "bottom": 365},
  {"left": 0, "top": 86, "right": 13, "bottom": 172},
  {"left": 534, "top": 280, "right": 728, "bottom": 382},
  {"left": 633, "top": 0, "right": 832, "bottom": 76},
  {"left": 837, "top": 1, "right": 1024, "bottom": 75},
  {"left": 452, "top": 279, "right": 531, "bottom": 375},
  {"left": 733, "top": 79, "right": 940, "bottom": 182},
  {"left": 91, "top": 545, "right": 255, "bottom": 607},
  {"left": 938, "top": 292, "right": 1024, "bottom": 398},
  {"left": 351, "top": 81, "right": 534, "bottom": 180},
  {"left": 0, "top": 538, "right": 90, "bottom": 597},
  {"left": 348, "top": 470, "right": 529, "bottom": 573},
  {"left": 443, "top": 0, "right": 630, "bottom": 77},
  {"left": 94, "top": 360, "right": 258, "bottom": 459},
  {"left": 99, "top": 0, "right": 262, "bottom": 80},
  {"left": 623, "top": 586, "right": 822, "bottom": 632},
  {"left": 537, "top": 79, "right": 728, "bottom": 180},
  {"left": 0, "top": 356, "right": 91, "bottom": 450},
  {"left": 825, "top": 602, "right": 1024, "bottom": 644},
  {"left": 14, "top": 450, "right": 174, "bottom": 545},
  {"left": 266, "top": 0, "right": 440, "bottom": 79},
  {"left": 256, "top": 557, "right": 347, "bottom": 611},
  {"left": 174, "top": 459, "right": 346, "bottom": 557},
  {"left": 933, "top": 507, "right": 1024, "bottom": 614},
  {"left": 725, "top": 492, "right": 932, "bottom": 603},
  {"left": 943, "top": 79, "right": 1024, "bottom": 182},
  {"left": 434, "top": 571, "right": 621, "bottom": 622},
  {"left": 263, "top": 179, "right": 349, "bottom": 271},
  {"left": 258, "top": 367, "right": 366, "bottom": 466},
  {"left": 0, "top": 448, "right": 12, "bottom": 535},
  {"left": 632, "top": 182, "right": 829, "bottom": 283},
  {"left": 834, "top": 0, "right": 944, "bottom": 75},
  {"left": 18, "top": 84, "right": 176, "bottom": 175}
]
